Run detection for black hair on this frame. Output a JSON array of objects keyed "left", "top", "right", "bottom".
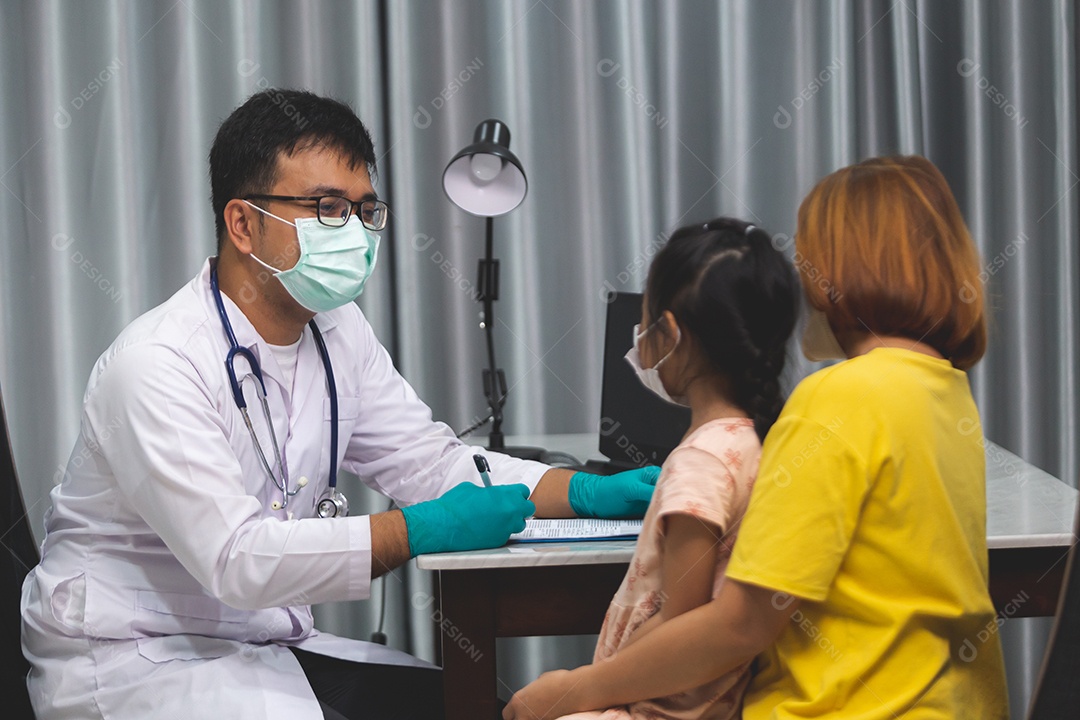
[
  {"left": 209, "top": 89, "right": 378, "bottom": 250},
  {"left": 645, "top": 217, "right": 798, "bottom": 442}
]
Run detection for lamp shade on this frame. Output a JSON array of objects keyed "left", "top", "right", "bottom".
[{"left": 442, "top": 119, "right": 527, "bottom": 217}]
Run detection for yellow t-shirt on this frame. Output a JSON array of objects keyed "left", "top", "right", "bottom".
[{"left": 725, "top": 348, "right": 1008, "bottom": 719}]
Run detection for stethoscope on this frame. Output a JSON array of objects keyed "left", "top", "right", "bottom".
[{"left": 210, "top": 260, "right": 348, "bottom": 519}]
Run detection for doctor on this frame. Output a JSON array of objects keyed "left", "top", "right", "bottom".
[{"left": 21, "top": 89, "right": 658, "bottom": 720}]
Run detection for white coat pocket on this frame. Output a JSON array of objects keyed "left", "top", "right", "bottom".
[
  {"left": 133, "top": 590, "right": 251, "bottom": 639},
  {"left": 322, "top": 396, "right": 363, "bottom": 421},
  {"left": 135, "top": 634, "right": 241, "bottom": 663}
]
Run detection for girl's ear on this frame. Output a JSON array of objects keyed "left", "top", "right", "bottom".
[
  {"left": 657, "top": 309, "right": 687, "bottom": 364},
  {"left": 663, "top": 309, "right": 701, "bottom": 374},
  {"left": 661, "top": 310, "right": 681, "bottom": 343}
]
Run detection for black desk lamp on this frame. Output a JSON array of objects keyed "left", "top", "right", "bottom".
[{"left": 443, "top": 119, "right": 542, "bottom": 460}]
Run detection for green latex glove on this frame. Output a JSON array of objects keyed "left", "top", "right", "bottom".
[
  {"left": 400, "top": 481, "right": 535, "bottom": 556},
  {"left": 568, "top": 465, "right": 661, "bottom": 519}
]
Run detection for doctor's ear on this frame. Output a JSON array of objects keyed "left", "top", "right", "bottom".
[{"left": 222, "top": 199, "right": 260, "bottom": 255}]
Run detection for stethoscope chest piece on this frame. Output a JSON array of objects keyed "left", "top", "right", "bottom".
[{"left": 317, "top": 491, "right": 349, "bottom": 518}]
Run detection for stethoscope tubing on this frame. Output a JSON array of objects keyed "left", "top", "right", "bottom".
[{"left": 209, "top": 260, "right": 340, "bottom": 512}]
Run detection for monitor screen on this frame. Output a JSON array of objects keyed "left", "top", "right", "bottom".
[{"left": 598, "top": 291, "right": 691, "bottom": 468}]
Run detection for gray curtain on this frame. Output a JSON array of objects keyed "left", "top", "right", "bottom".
[{"left": 1, "top": 1, "right": 1075, "bottom": 717}]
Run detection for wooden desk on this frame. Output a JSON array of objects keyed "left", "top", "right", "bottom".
[{"left": 419, "top": 438, "right": 1078, "bottom": 720}]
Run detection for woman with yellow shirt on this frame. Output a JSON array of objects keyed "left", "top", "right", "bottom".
[{"left": 505, "top": 155, "right": 1009, "bottom": 720}]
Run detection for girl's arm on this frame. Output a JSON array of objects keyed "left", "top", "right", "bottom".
[
  {"left": 621, "top": 513, "right": 721, "bottom": 648},
  {"left": 503, "top": 578, "right": 799, "bottom": 720}
]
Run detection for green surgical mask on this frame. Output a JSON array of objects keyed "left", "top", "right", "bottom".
[{"left": 244, "top": 200, "right": 380, "bottom": 313}]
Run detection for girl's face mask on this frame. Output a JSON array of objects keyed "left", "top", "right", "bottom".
[{"left": 624, "top": 320, "right": 688, "bottom": 407}]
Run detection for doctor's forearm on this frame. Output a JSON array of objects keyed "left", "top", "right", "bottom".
[
  {"left": 370, "top": 510, "right": 411, "bottom": 579},
  {"left": 530, "top": 469, "right": 575, "bottom": 517}
]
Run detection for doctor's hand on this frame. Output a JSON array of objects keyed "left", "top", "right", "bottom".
[
  {"left": 400, "top": 481, "right": 535, "bottom": 556},
  {"left": 568, "top": 465, "right": 661, "bottom": 519}
]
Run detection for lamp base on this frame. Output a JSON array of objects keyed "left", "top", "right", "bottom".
[{"left": 486, "top": 445, "right": 546, "bottom": 462}]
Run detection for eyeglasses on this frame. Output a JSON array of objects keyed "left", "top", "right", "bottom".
[{"left": 244, "top": 194, "right": 389, "bottom": 231}]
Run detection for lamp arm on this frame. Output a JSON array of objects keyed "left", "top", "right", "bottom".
[{"left": 479, "top": 216, "right": 506, "bottom": 449}]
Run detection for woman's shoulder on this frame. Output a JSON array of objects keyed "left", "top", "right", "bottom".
[
  {"left": 787, "top": 349, "right": 962, "bottom": 419},
  {"left": 792, "top": 356, "right": 879, "bottom": 396},
  {"left": 789, "top": 352, "right": 902, "bottom": 407}
]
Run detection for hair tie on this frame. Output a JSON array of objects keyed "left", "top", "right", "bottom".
[{"left": 745, "top": 224, "right": 757, "bottom": 236}]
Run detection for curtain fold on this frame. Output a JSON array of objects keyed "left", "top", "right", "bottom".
[{"left": 1, "top": 2, "right": 1076, "bottom": 716}]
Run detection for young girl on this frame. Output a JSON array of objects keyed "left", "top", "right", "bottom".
[
  {"left": 556, "top": 217, "right": 798, "bottom": 720},
  {"left": 506, "top": 156, "right": 1007, "bottom": 720}
]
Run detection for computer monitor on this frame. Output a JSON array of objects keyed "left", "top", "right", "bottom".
[{"left": 598, "top": 291, "right": 691, "bottom": 468}]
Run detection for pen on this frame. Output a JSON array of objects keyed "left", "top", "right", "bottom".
[{"left": 473, "top": 453, "right": 492, "bottom": 487}]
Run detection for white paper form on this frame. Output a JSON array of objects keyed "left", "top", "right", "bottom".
[{"left": 509, "top": 518, "right": 643, "bottom": 543}]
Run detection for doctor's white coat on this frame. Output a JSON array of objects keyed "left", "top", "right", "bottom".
[{"left": 21, "top": 259, "right": 548, "bottom": 719}]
